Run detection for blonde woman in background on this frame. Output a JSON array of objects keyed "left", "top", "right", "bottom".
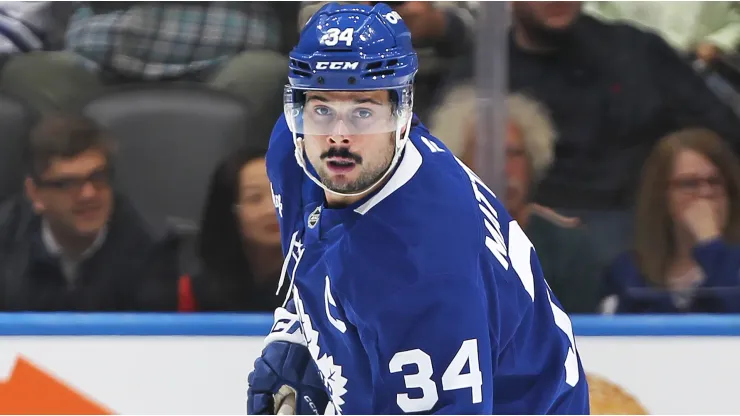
[{"left": 460, "top": 92, "right": 605, "bottom": 313}]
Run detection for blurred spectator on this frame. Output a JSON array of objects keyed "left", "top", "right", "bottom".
[
  {"left": 191, "top": 147, "right": 283, "bottom": 312},
  {"left": 434, "top": 1, "right": 740, "bottom": 262},
  {"left": 0, "top": 2, "right": 75, "bottom": 58},
  {"left": 506, "top": 1, "right": 740, "bottom": 263},
  {"left": 462, "top": 92, "right": 603, "bottom": 314},
  {"left": 298, "top": 1, "right": 476, "bottom": 120},
  {"left": 584, "top": 1, "right": 740, "bottom": 65},
  {"left": 583, "top": 2, "right": 740, "bottom": 116},
  {"left": 600, "top": 128, "right": 740, "bottom": 314},
  {"left": 0, "top": 2, "right": 288, "bottom": 122},
  {"left": 0, "top": 114, "right": 178, "bottom": 311}
]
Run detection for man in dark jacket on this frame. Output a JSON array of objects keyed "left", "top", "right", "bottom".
[
  {"left": 0, "top": 114, "right": 179, "bottom": 311},
  {"left": 508, "top": 1, "right": 740, "bottom": 262}
]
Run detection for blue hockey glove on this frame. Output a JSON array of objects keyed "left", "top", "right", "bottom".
[{"left": 247, "top": 304, "right": 329, "bottom": 415}]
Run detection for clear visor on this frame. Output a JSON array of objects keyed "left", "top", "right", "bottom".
[{"left": 284, "top": 87, "right": 410, "bottom": 136}]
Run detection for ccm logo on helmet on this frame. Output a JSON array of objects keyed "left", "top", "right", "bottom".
[{"left": 315, "top": 61, "right": 359, "bottom": 70}]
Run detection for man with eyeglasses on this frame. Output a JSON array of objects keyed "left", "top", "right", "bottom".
[{"left": 0, "top": 114, "right": 178, "bottom": 311}]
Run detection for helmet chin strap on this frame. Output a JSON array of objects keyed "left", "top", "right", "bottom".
[{"left": 292, "top": 113, "right": 413, "bottom": 199}]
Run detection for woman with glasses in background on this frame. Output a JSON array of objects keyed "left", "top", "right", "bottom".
[{"left": 600, "top": 128, "right": 740, "bottom": 314}]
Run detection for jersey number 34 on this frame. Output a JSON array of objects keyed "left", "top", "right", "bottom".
[{"left": 388, "top": 221, "right": 579, "bottom": 413}]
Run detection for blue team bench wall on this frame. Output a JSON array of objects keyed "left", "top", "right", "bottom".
[{"left": 0, "top": 313, "right": 740, "bottom": 336}]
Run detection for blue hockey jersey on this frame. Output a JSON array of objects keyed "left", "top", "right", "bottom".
[{"left": 266, "top": 115, "right": 590, "bottom": 414}]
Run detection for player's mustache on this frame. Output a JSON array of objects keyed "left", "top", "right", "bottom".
[{"left": 321, "top": 147, "right": 362, "bottom": 164}]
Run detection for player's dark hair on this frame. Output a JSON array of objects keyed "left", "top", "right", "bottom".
[
  {"left": 26, "top": 113, "right": 114, "bottom": 179},
  {"left": 197, "top": 146, "right": 269, "bottom": 281},
  {"left": 635, "top": 128, "right": 740, "bottom": 287}
]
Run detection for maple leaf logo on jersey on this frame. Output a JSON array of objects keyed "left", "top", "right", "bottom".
[{"left": 293, "top": 287, "right": 348, "bottom": 414}]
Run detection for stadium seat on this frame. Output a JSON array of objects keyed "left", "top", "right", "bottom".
[
  {"left": 82, "top": 83, "right": 260, "bottom": 236},
  {"left": 0, "top": 93, "right": 36, "bottom": 203}
]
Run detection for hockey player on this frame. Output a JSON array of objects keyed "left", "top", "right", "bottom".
[{"left": 247, "top": 3, "right": 590, "bottom": 414}]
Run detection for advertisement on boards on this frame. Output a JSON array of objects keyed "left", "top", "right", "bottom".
[{"left": 0, "top": 315, "right": 738, "bottom": 414}]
